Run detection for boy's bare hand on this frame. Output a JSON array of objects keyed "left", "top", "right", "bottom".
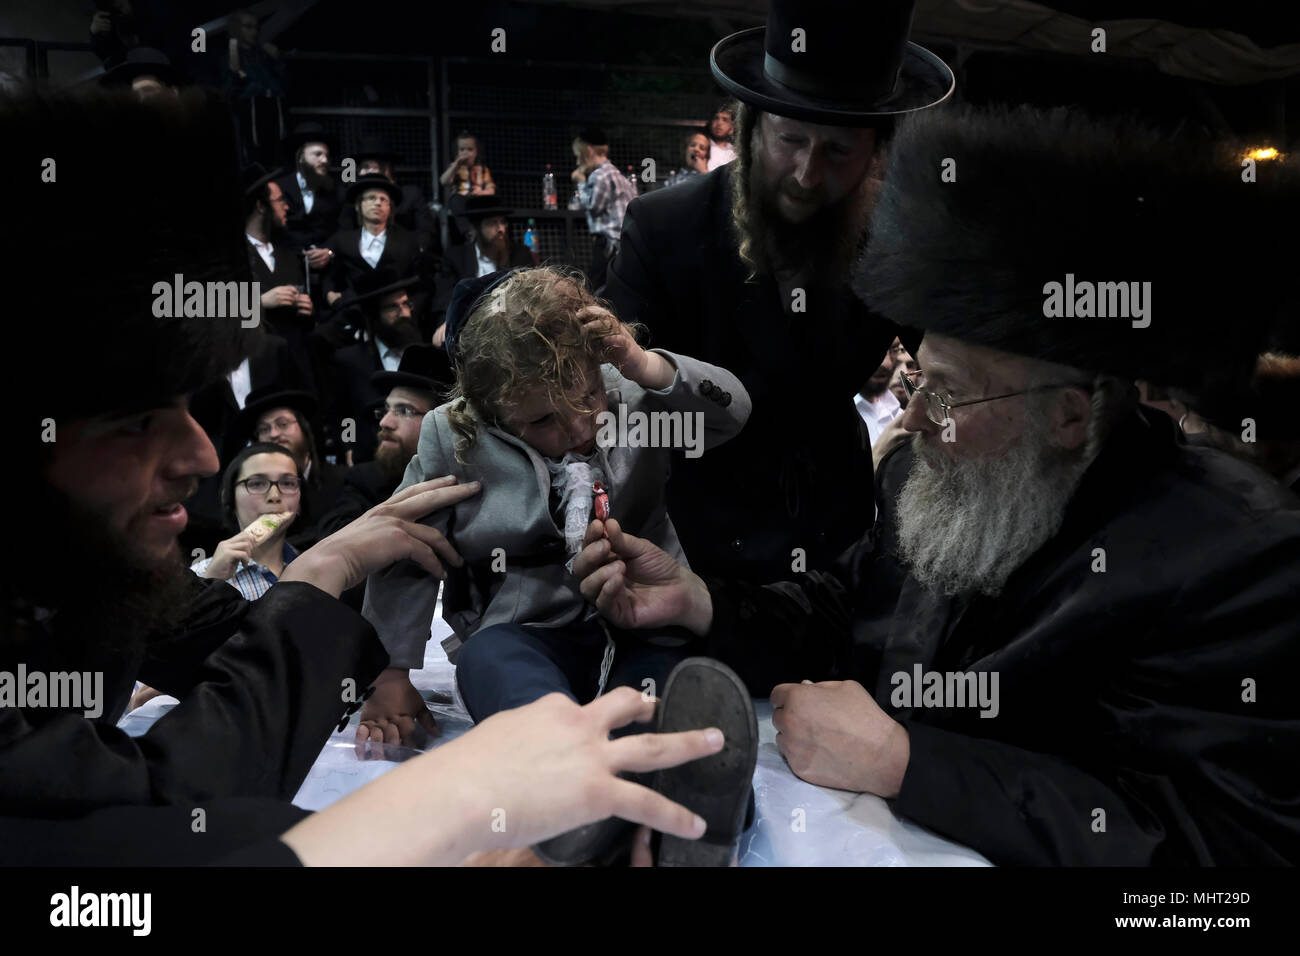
[{"left": 579, "top": 307, "right": 673, "bottom": 389}]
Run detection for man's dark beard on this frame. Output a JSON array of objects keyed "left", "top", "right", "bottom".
[
  {"left": 478, "top": 233, "right": 510, "bottom": 270},
  {"left": 374, "top": 437, "right": 411, "bottom": 484},
  {"left": 743, "top": 174, "right": 871, "bottom": 286},
  {"left": 374, "top": 317, "right": 423, "bottom": 351},
  {"left": 7, "top": 480, "right": 197, "bottom": 662},
  {"left": 298, "top": 161, "right": 335, "bottom": 195}
]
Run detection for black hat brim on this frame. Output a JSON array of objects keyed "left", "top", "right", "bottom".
[
  {"left": 243, "top": 165, "right": 283, "bottom": 198},
  {"left": 710, "top": 28, "right": 954, "bottom": 126},
  {"left": 370, "top": 367, "right": 453, "bottom": 395},
  {"left": 234, "top": 389, "right": 319, "bottom": 439},
  {"left": 100, "top": 61, "right": 179, "bottom": 89},
  {"left": 346, "top": 178, "right": 404, "bottom": 205},
  {"left": 461, "top": 205, "right": 514, "bottom": 221},
  {"left": 333, "top": 274, "right": 422, "bottom": 313}
]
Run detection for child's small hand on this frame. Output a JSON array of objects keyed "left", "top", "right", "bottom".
[
  {"left": 580, "top": 305, "right": 645, "bottom": 378},
  {"left": 580, "top": 306, "right": 674, "bottom": 389}
]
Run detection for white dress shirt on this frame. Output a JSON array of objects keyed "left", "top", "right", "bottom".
[
  {"left": 854, "top": 388, "right": 903, "bottom": 447},
  {"left": 246, "top": 233, "right": 275, "bottom": 272},
  {"left": 707, "top": 141, "right": 736, "bottom": 170},
  {"left": 360, "top": 229, "right": 388, "bottom": 268},
  {"left": 228, "top": 358, "right": 252, "bottom": 409},
  {"left": 377, "top": 341, "right": 402, "bottom": 372},
  {"left": 296, "top": 171, "right": 314, "bottom": 214},
  {"left": 475, "top": 244, "right": 497, "bottom": 277}
]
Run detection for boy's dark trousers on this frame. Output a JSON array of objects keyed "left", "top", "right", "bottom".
[{"left": 455, "top": 617, "right": 687, "bottom": 727}]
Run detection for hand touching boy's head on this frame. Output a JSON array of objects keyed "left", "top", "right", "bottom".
[{"left": 446, "top": 267, "right": 642, "bottom": 463}]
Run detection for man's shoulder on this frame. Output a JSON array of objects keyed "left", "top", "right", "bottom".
[
  {"left": 632, "top": 164, "right": 730, "bottom": 231},
  {"left": 333, "top": 339, "right": 376, "bottom": 371}
]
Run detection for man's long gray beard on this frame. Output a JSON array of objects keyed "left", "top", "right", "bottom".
[{"left": 894, "top": 418, "right": 1093, "bottom": 598}]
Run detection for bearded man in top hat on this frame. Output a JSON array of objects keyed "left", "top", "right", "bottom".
[
  {"left": 575, "top": 105, "right": 1300, "bottom": 865},
  {"left": 604, "top": 0, "right": 954, "bottom": 584},
  {"left": 319, "top": 344, "right": 453, "bottom": 540},
  {"left": 432, "top": 195, "right": 533, "bottom": 342},
  {"left": 321, "top": 270, "right": 429, "bottom": 466},
  {"left": 274, "top": 122, "right": 341, "bottom": 272}
]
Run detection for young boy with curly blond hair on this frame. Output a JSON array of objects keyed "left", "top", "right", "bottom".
[{"left": 361, "top": 266, "right": 750, "bottom": 738}]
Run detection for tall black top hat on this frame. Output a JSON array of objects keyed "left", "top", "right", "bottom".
[{"left": 710, "top": 0, "right": 954, "bottom": 125}]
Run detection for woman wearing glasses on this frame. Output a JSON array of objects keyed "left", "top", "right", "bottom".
[{"left": 191, "top": 443, "right": 307, "bottom": 600}]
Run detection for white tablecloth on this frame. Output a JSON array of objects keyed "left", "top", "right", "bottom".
[{"left": 119, "top": 596, "right": 990, "bottom": 867}]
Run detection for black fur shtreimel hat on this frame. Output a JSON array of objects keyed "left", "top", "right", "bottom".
[{"left": 853, "top": 105, "right": 1300, "bottom": 398}]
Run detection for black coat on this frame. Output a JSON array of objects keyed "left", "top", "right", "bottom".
[
  {"left": 432, "top": 239, "right": 534, "bottom": 330},
  {"left": 701, "top": 409, "right": 1300, "bottom": 865},
  {"left": 605, "top": 164, "right": 898, "bottom": 582},
  {"left": 322, "top": 224, "right": 423, "bottom": 302},
  {"left": 245, "top": 240, "right": 317, "bottom": 390},
  {"left": 318, "top": 460, "right": 396, "bottom": 539},
  {"left": 340, "top": 183, "right": 441, "bottom": 260},
  {"left": 0, "top": 577, "right": 387, "bottom": 865},
  {"left": 290, "top": 458, "right": 347, "bottom": 551},
  {"left": 323, "top": 339, "right": 387, "bottom": 465},
  {"left": 318, "top": 460, "right": 400, "bottom": 612},
  {"left": 274, "top": 171, "right": 342, "bottom": 256}
]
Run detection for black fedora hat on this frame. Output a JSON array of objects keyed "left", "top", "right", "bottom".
[
  {"left": 353, "top": 137, "right": 402, "bottom": 164},
  {"left": 100, "top": 47, "right": 179, "bottom": 88},
  {"left": 710, "top": 0, "right": 954, "bottom": 126},
  {"left": 234, "top": 387, "right": 319, "bottom": 441},
  {"left": 371, "top": 343, "right": 454, "bottom": 395},
  {"left": 241, "top": 162, "right": 283, "bottom": 197},
  {"left": 334, "top": 268, "right": 422, "bottom": 315},
  {"left": 345, "top": 172, "right": 403, "bottom": 206},
  {"left": 282, "top": 121, "right": 334, "bottom": 158},
  {"left": 459, "top": 194, "right": 513, "bottom": 221}
]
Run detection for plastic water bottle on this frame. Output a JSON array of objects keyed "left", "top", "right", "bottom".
[
  {"left": 542, "top": 165, "right": 557, "bottom": 210},
  {"left": 625, "top": 165, "right": 638, "bottom": 194},
  {"left": 567, "top": 188, "right": 581, "bottom": 210},
  {"left": 524, "top": 218, "right": 540, "bottom": 265}
]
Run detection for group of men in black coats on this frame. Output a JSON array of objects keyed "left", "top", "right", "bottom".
[
  {"left": 2, "top": 0, "right": 1298, "bottom": 869},
  {"left": 181, "top": 121, "right": 535, "bottom": 556}
]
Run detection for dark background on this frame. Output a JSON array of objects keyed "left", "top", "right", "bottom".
[{"left": 3, "top": 1, "right": 1297, "bottom": 262}]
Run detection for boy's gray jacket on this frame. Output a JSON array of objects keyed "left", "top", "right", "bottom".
[{"left": 362, "top": 349, "right": 751, "bottom": 668}]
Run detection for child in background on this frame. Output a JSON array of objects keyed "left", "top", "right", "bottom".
[{"left": 361, "top": 266, "right": 750, "bottom": 738}]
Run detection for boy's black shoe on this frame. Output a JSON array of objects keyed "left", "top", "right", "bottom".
[
  {"left": 651, "top": 657, "right": 758, "bottom": 866},
  {"left": 532, "top": 816, "right": 635, "bottom": 867}
]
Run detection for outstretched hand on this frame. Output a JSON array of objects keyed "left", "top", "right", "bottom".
[{"left": 281, "top": 476, "right": 480, "bottom": 599}]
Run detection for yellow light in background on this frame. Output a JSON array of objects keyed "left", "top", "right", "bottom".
[{"left": 1245, "top": 147, "right": 1280, "bottom": 161}]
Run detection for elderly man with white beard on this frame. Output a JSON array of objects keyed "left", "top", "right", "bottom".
[{"left": 571, "top": 105, "right": 1300, "bottom": 866}]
